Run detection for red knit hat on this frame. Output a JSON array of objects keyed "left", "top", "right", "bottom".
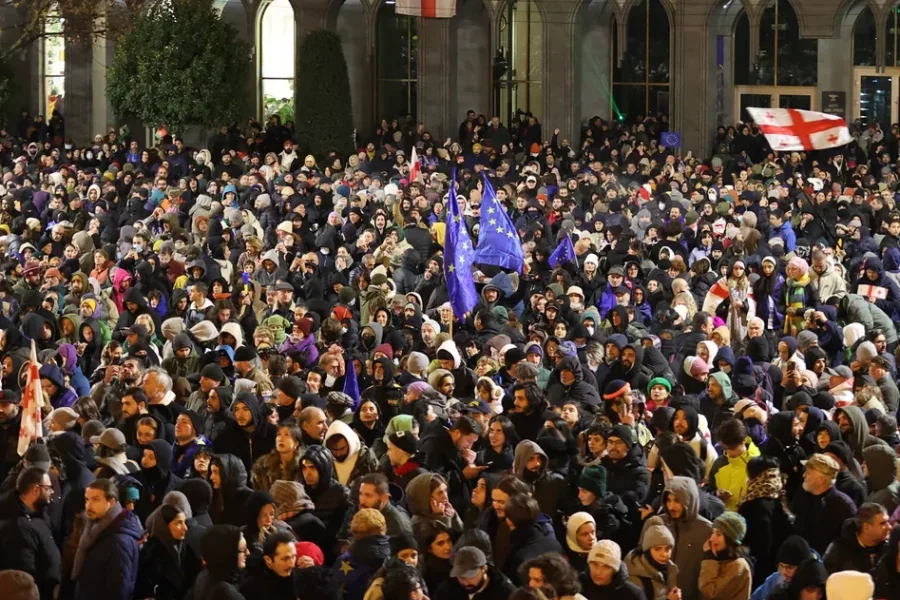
[{"left": 294, "top": 541, "right": 324, "bottom": 566}]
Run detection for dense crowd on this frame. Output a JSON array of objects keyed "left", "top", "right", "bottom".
[{"left": 0, "top": 107, "right": 899, "bottom": 600}]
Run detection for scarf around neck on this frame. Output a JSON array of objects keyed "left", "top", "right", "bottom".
[{"left": 72, "top": 502, "right": 124, "bottom": 578}]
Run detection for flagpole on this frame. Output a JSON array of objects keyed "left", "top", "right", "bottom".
[{"left": 568, "top": 232, "right": 579, "bottom": 269}]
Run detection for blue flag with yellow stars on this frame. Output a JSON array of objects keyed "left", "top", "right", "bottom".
[
  {"left": 473, "top": 172, "right": 524, "bottom": 272},
  {"left": 549, "top": 233, "right": 577, "bottom": 268},
  {"left": 444, "top": 169, "right": 479, "bottom": 317}
]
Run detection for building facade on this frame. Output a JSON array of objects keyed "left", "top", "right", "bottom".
[{"left": 0, "top": 0, "right": 892, "bottom": 157}]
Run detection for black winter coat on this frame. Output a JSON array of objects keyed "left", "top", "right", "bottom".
[
  {"left": 580, "top": 564, "right": 648, "bottom": 600},
  {"left": 823, "top": 518, "right": 888, "bottom": 574},
  {"left": 0, "top": 491, "right": 61, "bottom": 600},
  {"left": 72, "top": 509, "right": 142, "bottom": 600},
  {"left": 502, "top": 521, "right": 563, "bottom": 585},
  {"left": 433, "top": 564, "right": 517, "bottom": 600},
  {"left": 135, "top": 537, "right": 201, "bottom": 600},
  {"left": 790, "top": 486, "right": 857, "bottom": 555},
  {"left": 738, "top": 496, "right": 791, "bottom": 584}
]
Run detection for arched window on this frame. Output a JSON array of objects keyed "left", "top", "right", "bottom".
[
  {"left": 884, "top": 8, "right": 900, "bottom": 67},
  {"left": 754, "top": 0, "right": 817, "bottom": 85},
  {"left": 376, "top": 3, "right": 419, "bottom": 121},
  {"left": 853, "top": 6, "right": 876, "bottom": 66},
  {"left": 42, "top": 5, "right": 65, "bottom": 117},
  {"left": 610, "top": 0, "right": 669, "bottom": 122},
  {"left": 260, "top": 0, "right": 296, "bottom": 122},
  {"left": 497, "top": 0, "right": 543, "bottom": 124}
]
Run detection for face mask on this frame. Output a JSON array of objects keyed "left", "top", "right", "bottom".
[
  {"left": 133, "top": 244, "right": 143, "bottom": 253},
  {"left": 321, "top": 248, "right": 330, "bottom": 255},
  {"left": 196, "top": 157, "right": 205, "bottom": 165},
  {"left": 362, "top": 335, "right": 375, "bottom": 349},
  {"left": 65, "top": 144, "right": 73, "bottom": 151},
  {"left": 586, "top": 326, "right": 595, "bottom": 336},
  {"left": 341, "top": 327, "right": 348, "bottom": 335},
  {"left": 324, "top": 374, "right": 336, "bottom": 387}
]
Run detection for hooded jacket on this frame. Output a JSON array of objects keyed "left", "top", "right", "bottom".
[
  {"left": 700, "top": 372, "right": 738, "bottom": 444},
  {"left": 645, "top": 476, "right": 712, "bottom": 600},
  {"left": 361, "top": 356, "right": 403, "bottom": 427},
  {"left": 835, "top": 405, "right": 889, "bottom": 462},
  {"left": 212, "top": 392, "right": 276, "bottom": 474},
  {"left": 547, "top": 356, "right": 602, "bottom": 408},
  {"left": 185, "top": 525, "right": 244, "bottom": 600},
  {"left": 404, "top": 472, "right": 464, "bottom": 533},
  {"left": 135, "top": 439, "right": 183, "bottom": 523},
  {"left": 208, "top": 454, "right": 253, "bottom": 527},
  {"left": 512, "top": 440, "right": 568, "bottom": 521},
  {"left": 863, "top": 445, "right": 900, "bottom": 514},
  {"left": 301, "top": 444, "right": 351, "bottom": 542},
  {"left": 323, "top": 420, "right": 378, "bottom": 486}
]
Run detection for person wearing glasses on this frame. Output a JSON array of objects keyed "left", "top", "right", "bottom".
[{"left": 0, "top": 466, "right": 61, "bottom": 600}]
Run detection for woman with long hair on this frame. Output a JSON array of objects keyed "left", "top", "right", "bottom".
[{"left": 699, "top": 512, "right": 752, "bottom": 600}]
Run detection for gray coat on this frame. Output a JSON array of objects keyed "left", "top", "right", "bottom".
[
  {"left": 844, "top": 294, "right": 899, "bottom": 344},
  {"left": 642, "top": 476, "right": 712, "bottom": 600}
]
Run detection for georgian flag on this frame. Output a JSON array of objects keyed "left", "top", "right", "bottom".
[
  {"left": 409, "top": 146, "right": 421, "bottom": 184},
  {"left": 746, "top": 107, "right": 852, "bottom": 152},
  {"left": 396, "top": 0, "right": 455, "bottom": 18},
  {"left": 17, "top": 341, "right": 44, "bottom": 456}
]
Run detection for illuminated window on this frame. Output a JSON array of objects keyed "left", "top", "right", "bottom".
[
  {"left": 42, "top": 6, "right": 65, "bottom": 117},
  {"left": 610, "top": 0, "right": 670, "bottom": 122},
  {"left": 260, "top": 0, "right": 296, "bottom": 122},
  {"left": 497, "top": 0, "right": 543, "bottom": 123}
]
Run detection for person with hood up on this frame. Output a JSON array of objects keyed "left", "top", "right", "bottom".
[
  {"left": 834, "top": 405, "right": 889, "bottom": 463},
  {"left": 213, "top": 392, "right": 276, "bottom": 475},
  {"left": 649, "top": 404, "right": 717, "bottom": 478},
  {"left": 241, "top": 490, "right": 294, "bottom": 562},
  {"left": 512, "top": 439, "right": 568, "bottom": 522},
  {"left": 547, "top": 355, "right": 602, "bottom": 408},
  {"left": 823, "top": 502, "right": 890, "bottom": 574},
  {"left": 862, "top": 444, "right": 900, "bottom": 514},
  {"left": 184, "top": 524, "right": 248, "bottom": 600},
  {"left": 698, "top": 511, "right": 752, "bottom": 600},
  {"left": 858, "top": 255, "right": 900, "bottom": 321},
  {"left": 333, "top": 508, "right": 391, "bottom": 600},
  {"left": 324, "top": 420, "right": 379, "bottom": 486},
  {"left": 361, "top": 356, "right": 403, "bottom": 427},
  {"left": 566, "top": 511, "right": 598, "bottom": 572},
  {"left": 405, "top": 471, "right": 464, "bottom": 534},
  {"left": 71, "top": 479, "right": 143, "bottom": 600},
  {"left": 626, "top": 517, "right": 680, "bottom": 600},
  {"left": 645, "top": 476, "right": 713, "bottom": 600},
  {"left": 176, "top": 478, "right": 214, "bottom": 557},
  {"left": 38, "top": 364, "right": 77, "bottom": 409},
  {"left": 300, "top": 444, "right": 352, "bottom": 547},
  {"left": 700, "top": 372, "right": 737, "bottom": 445},
  {"left": 135, "top": 438, "right": 183, "bottom": 523},
  {"left": 55, "top": 343, "right": 90, "bottom": 397},
  {"left": 436, "top": 340, "right": 478, "bottom": 401},
  {"left": 135, "top": 504, "right": 201, "bottom": 600},
  {"left": 208, "top": 453, "right": 254, "bottom": 527},
  {"left": 580, "top": 539, "right": 646, "bottom": 600}
]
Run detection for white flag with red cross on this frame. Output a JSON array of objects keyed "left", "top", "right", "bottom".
[
  {"left": 746, "top": 107, "right": 852, "bottom": 152},
  {"left": 409, "top": 146, "right": 421, "bottom": 184},
  {"left": 396, "top": 0, "right": 455, "bottom": 17}
]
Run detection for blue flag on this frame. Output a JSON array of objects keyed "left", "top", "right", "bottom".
[
  {"left": 343, "top": 356, "right": 360, "bottom": 409},
  {"left": 444, "top": 170, "right": 479, "bottom": 317},
  {"left": 473, "top": 173, "right": 524, "bottom": 272},
  {"left": 549, "top": 234, "right": 577, "bottom": 268}
]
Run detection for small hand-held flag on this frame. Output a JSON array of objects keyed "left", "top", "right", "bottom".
[
  {"left": 549, "top": 233, "right": 577, "bottom": 269},
  {"left": 473, "top": 173, "right": 524, "bottom": 273},
  {"left": 17, "top": 340, "right": 44, "bottom": 456},
  {"left": 746, "top": 107, "right": 852, "bottom": 151},
  {"left": 342, "top": 354, "right": 360, "bottom": 410},
  {"left": 444, "top": 169, "right": 479, "bottom": 317},
  {"left": 409, "top": 146, "right": 421, "bottom": 184}
]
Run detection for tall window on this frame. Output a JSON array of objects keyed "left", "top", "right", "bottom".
[
  {"left": 853, "top": 6, "right": 876, "bottom": 66},
  {"left": 497, "top": 0, "right": 543, "bottom": 124},
  {"left": 610, "top": 0, "right": 669, "bottom": 122},
  {"left": 42, "top": 6, "right": 65, "bottom": 117},
  {"left": 881, "top": 8, "right": 900, "bottom": 67},
  {"left": 260, "top": 0, "right": 295, "bottom": 122},
  {"left": 376, "top": 4, "right": 418, "bottom": 121},
  {"left": 734, "top": 1, "right": 817, "bottom": 86}
]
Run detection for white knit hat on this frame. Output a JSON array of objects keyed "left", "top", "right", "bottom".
[
  {"left": 587, "top": 540, "right": 621, "bottom": 571},
  {"left": 826, "top": 571, "right": 874, "bottom": 600}
]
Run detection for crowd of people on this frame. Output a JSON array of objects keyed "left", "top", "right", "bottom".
[{"left": 0, "top": 107, "right": 899, "bottom": 600}]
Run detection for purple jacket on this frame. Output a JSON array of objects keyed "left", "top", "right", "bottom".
[{"left": 278, "top": 333, "right": 319, "bottom": 368}]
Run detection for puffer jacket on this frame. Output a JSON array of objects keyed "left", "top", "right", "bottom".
[{"left": 707, "top": 439, "right": 761, "bottom": 510}]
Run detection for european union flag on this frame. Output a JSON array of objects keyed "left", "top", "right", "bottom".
[
  {"left": 444, "top": 169, "right": 479, "bottom": 317},
  {"left": 473, "top": 173, "right": 524, "bottom": 272},
  {"left": 549, "top": 234, "right": 577, "bottom": 268},
  {"left": 343, "top": 355, "right": 360, "bottom": 409}
]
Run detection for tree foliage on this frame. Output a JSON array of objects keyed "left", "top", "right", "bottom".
[
  {"left": 106, "top": 0, "right": 250, "bottom": 133},
  {"left": 295, "top": 30, "right": 355, "bottom": 159}
]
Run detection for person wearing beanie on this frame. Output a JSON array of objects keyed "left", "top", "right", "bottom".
[
  {"left": 565, "top": 511, "right": 597, "bottom": 571},
  {"left": 404, "top": 351, "right": 430, "bottom": 383},
  {"left": 647, "top": 377, "right": 673, "bottom": 412},
  {"left": 699, "top": 511, "right": 751, "bottom": 600},
  {"left": 749, "top": 535, "right": 816, "bottom": 600},
  {"left": 171, "top": 410, "right": 211, "bottom": 479},
  {"left": 601, "top": 423, "right": 650, "bottom": 506},
  {"left": 333, "top": 508, "right": 390, "bottom": 600},
  {"left": 822, "top": 502, "right": 891, "bottom": 575},
  {"left": 790, "top": 452, "right": 857, "bottom": 555},
  {"left": 48, "top": 406, "right": 79, "bottom": 433},
  {"left": 582, "top": 539, "right": 645, "bottom": 600},
  {"left": 161, "top": 333, "right": 199, "bottom": 380},
  {"left": 625, "top": 516, "right": 679, "bottom": 600},
  {"left": 826, "top": 570, "right": 875, "bottom": 600}
]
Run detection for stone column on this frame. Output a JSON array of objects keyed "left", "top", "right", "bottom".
[
  {"left": 670, "top": 0, "right": 715, "bottom": 157},
  {"left": 542, "top": 0, "right": 578, "bottom": 139},
  {"left": 418, "top": 17, "right": 451, "bottom": 139},
  {"left": 64, "top": 35, "right": 93, "bottom": 142}
]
